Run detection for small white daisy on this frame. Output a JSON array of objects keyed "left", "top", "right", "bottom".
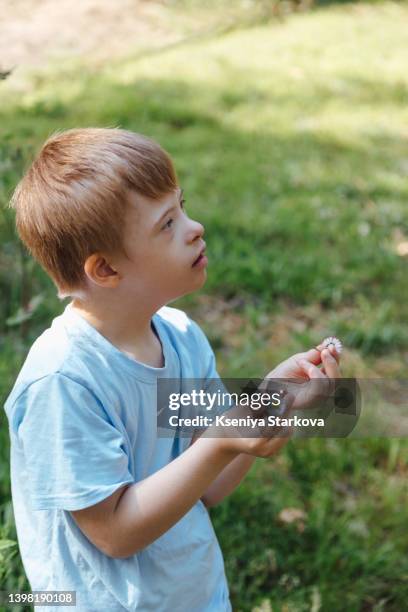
[{"left": 322, "top": 336, "right": 343, "bottom": 354}]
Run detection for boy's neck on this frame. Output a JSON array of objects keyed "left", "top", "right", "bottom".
[{"left": 70, "top": 297, "right": 165, "bottom": 368}]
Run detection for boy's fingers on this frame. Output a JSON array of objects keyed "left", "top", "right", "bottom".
[
  {"left": 296, "top": 339, "right": 343, "bottom": 366},
  {"left": 296, "top": 348, "right": 322, "bottom": 365},
  {"left": 298, "top": 360, "right": 326, "bottom": 379},
  {"left": 293, "top": 361, "right": 332, "bottom": 407},
  {"left": 316, "top": 343, "right": 341, "bottom": 363},
  {"left": 328, "top": 344, "right": 341, "bottom": 362},
  {"left": 321, "top": 349, "right": 341, "bottom": 378}
]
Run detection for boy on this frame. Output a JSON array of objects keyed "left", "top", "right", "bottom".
[{"left": 4, "top": 128, "right": 340, "bottom": 611}]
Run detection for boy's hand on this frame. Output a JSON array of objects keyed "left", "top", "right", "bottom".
[
  {"left": 205, "top": 394, "right": 295, "bottom": 458},
  {"left": 266, "top": 343, "right": 341, "bottom": 380},
  {"left": 207, "top": 343, "right": 342, "bottom": 458},
  {"left": 264, "top": 343, "right": 342, "bottom": 411}
]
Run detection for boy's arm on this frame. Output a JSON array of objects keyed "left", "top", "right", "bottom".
[
  {"left": 71, "top": 426, "right": 289, "bottom": 561},
  {"left": 200, "top": 451, "right": 256, "bottom": 507},
  {"left": 190, "top": 431, "right": 290, "bottom": 508},
  {"left": 71, "top": 434, "right": 238, "bottom": 559}
]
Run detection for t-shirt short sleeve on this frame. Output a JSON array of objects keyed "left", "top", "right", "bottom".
[{"left": 15, "top": 373, "right": 134, "bottom": 511}]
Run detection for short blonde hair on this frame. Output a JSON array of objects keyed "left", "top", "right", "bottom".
[{"left": 10, "top": 128, "right": 178, "bottom": 297}]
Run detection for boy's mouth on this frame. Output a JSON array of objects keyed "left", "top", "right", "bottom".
[{"left": 192, "top": 244, "right": 207, "bottom": 267}]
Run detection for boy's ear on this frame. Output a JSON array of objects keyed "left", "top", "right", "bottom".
[{"left": 83, "top": 253, "right": 120, "bottom": 288}]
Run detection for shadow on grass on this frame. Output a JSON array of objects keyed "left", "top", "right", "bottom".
[{"left": 0, "top": 65, "right": 408, "bottom": 612}]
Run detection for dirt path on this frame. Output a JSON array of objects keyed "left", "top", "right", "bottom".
[{"left": 0, "top": 0, "right": 186, "bottom": 72}]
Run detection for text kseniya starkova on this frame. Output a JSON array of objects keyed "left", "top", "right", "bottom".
[{"left": 165, "top": 390, "right": 325, "bottom": 429}]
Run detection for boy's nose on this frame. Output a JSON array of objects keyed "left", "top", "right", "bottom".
[{"left": 187, "top": 219, "right": 205, "bottom": 242}]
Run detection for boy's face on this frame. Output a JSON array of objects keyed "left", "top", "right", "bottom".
[{"left": 115, "top": 187, "right": 207, "bottom": 304}]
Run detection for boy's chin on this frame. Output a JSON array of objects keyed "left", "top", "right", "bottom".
[
  {"left": 171, "top": 274, "right": 207, "bottom": 301},
  {"left": 192, "top": 270, "right": 207, "bottom": 289}
]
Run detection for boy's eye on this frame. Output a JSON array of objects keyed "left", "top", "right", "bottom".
[
  {"left": 162, "top": 218, "right": 174, "bottom": 230},
  {"left": 161, "top": 198, "right": 186, "bottom": 231}
]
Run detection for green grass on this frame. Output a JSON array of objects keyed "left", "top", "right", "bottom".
[
  {"left": 213, "top": 438, "right": 408, "bottom": 611},
  {"left": 1, "top": 1, "right": 408, "bottom": 610}
]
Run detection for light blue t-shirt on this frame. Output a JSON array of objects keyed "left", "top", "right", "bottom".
[{"left": 4, "top": 303, "right": 232, "bottom": 612}]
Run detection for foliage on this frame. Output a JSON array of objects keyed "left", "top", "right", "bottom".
[{"left": 1, "top": 1, "right": 407, "bottom": 610}]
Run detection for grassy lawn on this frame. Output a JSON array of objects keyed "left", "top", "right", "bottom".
[{"left": 1, "top": 1, "right": 407, "bottom": 610}]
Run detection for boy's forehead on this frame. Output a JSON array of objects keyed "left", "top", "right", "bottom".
[{"left": 126, "top": 187, "right": 182, "bottom": 224}]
